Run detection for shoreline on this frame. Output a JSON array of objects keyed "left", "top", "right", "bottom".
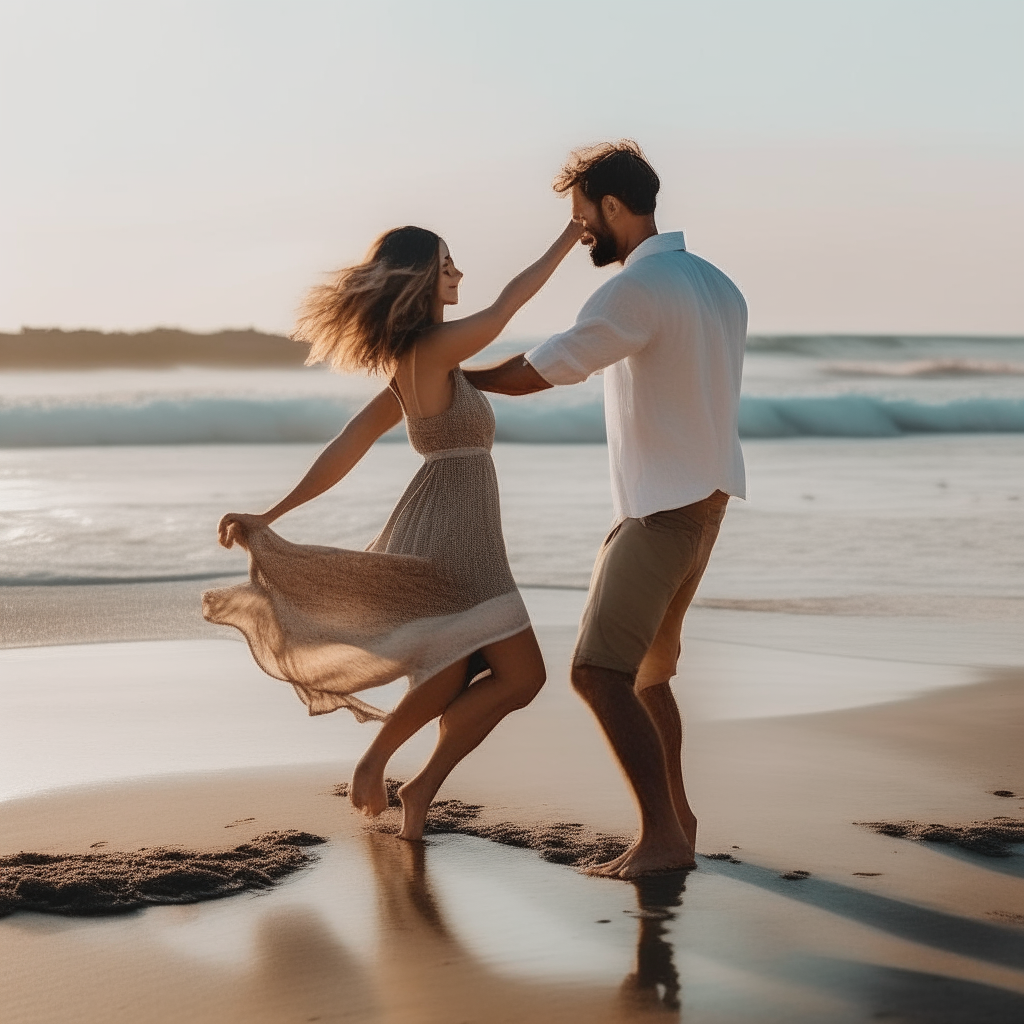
[{"left": 4, "top": 577, "right": 1022, "bottom": 656}]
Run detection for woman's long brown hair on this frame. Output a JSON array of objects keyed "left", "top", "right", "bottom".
[{"left": 293, "top": 226, "right": 441, "bottom": 374}]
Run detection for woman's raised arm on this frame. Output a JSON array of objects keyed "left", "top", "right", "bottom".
[
  {"left": 417, "top": 221, "right": 583, "bottom": 372},
  {"left": 217, "top": 386, "right": 402, "bottom": 549}
]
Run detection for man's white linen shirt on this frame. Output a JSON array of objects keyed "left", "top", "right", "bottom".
[{"left": 527, "top": 232, "right": 747, "bottom": 522}]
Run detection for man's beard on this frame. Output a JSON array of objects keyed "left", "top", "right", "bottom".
[{"left": 587, "top": 221, "right": 619, "bottom": 267}]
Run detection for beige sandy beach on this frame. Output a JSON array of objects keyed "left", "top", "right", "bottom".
[{"left": 1, "top": 582, "right": 1023, "bottom": 1022}]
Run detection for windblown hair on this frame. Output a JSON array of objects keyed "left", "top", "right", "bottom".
[
  {"left": 553, "top": 140, "right": 660, "bottom": 216},
  {"left": 294, "top": 226, "right": 441, "bottom": 374}
]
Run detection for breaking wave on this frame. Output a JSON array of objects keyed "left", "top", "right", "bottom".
[
  {"left": 737, "top": 396, "right": 1024, "bottom": 438},
  {"left": 2, "top": 393, "right": 1023, "bottom": 447}
]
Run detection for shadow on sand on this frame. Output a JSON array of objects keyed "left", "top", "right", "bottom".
[
  {"left": 701, "top": 857, "right": 1024, "bottom": 970},
  {"left": 701, "top": 857, "right": 1024, "bottom": 982},
  {"left": 907, "top": 841, "right": 1024, "bottom": 880},
  {"left": 788, "top": 956, "right": 1024, "bottom": 1024},
  {"left": 256, "top": 842, "right": 1024, "bottom": 1023}
]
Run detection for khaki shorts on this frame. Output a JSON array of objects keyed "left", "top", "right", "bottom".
[{"left": 573, "top": 491, "right": 729, "bottom": 690}]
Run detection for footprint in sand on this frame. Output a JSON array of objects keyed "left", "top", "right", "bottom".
[{"left": 224, "top": 817, "right": 257, "bottom": 828}]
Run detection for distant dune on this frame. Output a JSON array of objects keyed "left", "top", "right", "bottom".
[{"left": 0, "top": 328, "right": 310, "bottom": 368}]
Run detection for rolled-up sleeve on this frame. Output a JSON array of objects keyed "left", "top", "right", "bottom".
[{"left": 526, "top": 276, "right": 654, "bottom": 386}]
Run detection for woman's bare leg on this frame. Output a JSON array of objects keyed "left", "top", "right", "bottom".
[
  {"left": 399, "top": 628, "right": 546, "bottom": 840},
  {"left": 350, "top": 657, "right": 470, "bottom": 816}
]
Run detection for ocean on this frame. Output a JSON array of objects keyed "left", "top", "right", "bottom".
[
  {"left": 1, "top": 335, "right": 1023, "bottom": 615},
  {"left": 3, "top": 335, "right": 1024, "bottom": 447}
]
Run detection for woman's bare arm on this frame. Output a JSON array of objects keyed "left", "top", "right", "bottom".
[
  {"left": 416, "top": 221, "right": 583, "bottom": 372},
  {"left": 217, "top": 386, "right": 402, "bottom": 548}
]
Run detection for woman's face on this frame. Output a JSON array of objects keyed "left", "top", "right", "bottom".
[{"left": 436, "top": 240, "right": 463, "bottom": 306}]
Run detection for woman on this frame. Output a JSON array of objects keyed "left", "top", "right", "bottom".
[{"left": 203, "top": 220, "right": 583, "bottom": 841}]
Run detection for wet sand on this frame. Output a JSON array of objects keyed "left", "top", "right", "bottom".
[{"left": 1, "top": 585, "right": 1024, "bottom": 1022}]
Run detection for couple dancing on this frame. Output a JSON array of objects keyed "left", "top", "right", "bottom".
[{"left": 203, "top": 141, "right": 747, "bottom": 880}]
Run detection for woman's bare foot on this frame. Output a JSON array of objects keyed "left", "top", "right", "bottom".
[
  {"left": 350, "top": 757, "right": 389, "bottom": 817},
  {"left": 397, "top": 778, "right": 432, "bottom": 841}
]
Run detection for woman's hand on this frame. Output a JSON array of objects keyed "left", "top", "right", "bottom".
[
  {"left": 217, "top": 512, "right": 271, "bottom": 549},
  {"left": 562, "top": 219, "right": 586, "bottom": 247},
  {"left": 416, "top": 219, "right": 589, "bottom": 371}
]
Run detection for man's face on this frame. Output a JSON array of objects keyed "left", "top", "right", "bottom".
[{"left": 571, "top": 187, "right": 619, "bottom": 267}]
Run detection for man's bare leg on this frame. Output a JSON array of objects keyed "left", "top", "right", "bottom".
[
  {"left": 350, "top": 658, "right": 470, "bottom": 816},
  {"left": 571, "top": 664, "right": 694, "bottom": 878},
  {"left": 637, "top": 681, "right": 696, "bottom": 852},
  {"left": 398, "top": 628, "right": 546, "bottom": 840}
]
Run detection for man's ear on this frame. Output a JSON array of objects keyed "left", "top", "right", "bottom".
[{"left": 601, "top": 194, "right": 621, "bottom": 222}]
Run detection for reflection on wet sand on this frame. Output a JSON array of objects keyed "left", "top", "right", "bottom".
[
  {"left": 620, "top": 874, "right": 688, "bottom": 1014},
  {"left": 365, "top": 833, "right": 687, "bottom": 1022},
  {"left": 1, "top": 834, "right": 689, "bottom": 1024},
  {"left": 238, "top": 905, "right": 381, "bottom": 1022}
]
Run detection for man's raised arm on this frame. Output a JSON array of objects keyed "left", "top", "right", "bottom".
[{"left": 463, "top": 355, "right": 553, "bottom": 396}]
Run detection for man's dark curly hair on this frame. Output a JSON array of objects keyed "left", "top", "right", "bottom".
[{"left": 553, "top": 140, "right": 660, "bottom": 216}]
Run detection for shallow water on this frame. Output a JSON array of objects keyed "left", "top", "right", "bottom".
[{"left": 1, "top": 437, "right": 1021, "bottom": 608}]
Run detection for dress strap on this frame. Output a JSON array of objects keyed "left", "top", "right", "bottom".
[{"left": 410, "top": 345, "right": 424, "bottom": 418}]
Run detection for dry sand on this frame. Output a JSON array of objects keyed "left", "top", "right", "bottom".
[{"left": 1, "top": 585, "right": 1024, "bottom": 1022}]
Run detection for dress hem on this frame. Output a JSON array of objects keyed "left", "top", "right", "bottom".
[{"left": 299, "top": 589, "right": 532, "bottom": 719}]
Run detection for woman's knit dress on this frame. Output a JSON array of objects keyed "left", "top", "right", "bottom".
[{"left": 201, "top": 369, "right": 530, "bottom": 723}]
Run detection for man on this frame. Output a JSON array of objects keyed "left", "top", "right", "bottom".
[{"left": 464, "top": 141, "right": 747, "bottom": 879}]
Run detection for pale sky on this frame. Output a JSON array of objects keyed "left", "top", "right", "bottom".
[{"left": 2, "top": 0, "right": 1022, "bottom": 337}]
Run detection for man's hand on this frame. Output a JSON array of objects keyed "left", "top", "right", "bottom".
[{"left": 463, "top": 354, "right": 552, "bottom": 396}]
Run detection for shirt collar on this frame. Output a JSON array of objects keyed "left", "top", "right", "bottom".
[{"left": 623, "top": 230, "right": 687, "bottom": 268}]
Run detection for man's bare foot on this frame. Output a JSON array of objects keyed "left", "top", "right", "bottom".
[
  {"left": 584, "top": 835, "right": 695, "bottom": 879},
  {"left": 350, "top": 757, "right": 388, "bottom": 817},
  {"left": 584, "top": 841, "right": 637, "bottom": 877},
  {"left": 397, "top": 778, "right": 432, "bottom": 841}
]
